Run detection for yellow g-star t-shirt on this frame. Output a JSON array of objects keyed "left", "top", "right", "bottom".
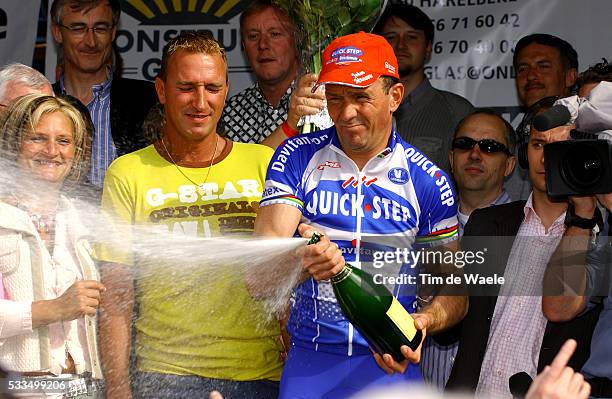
[{"left": 98, "top": 141, "right": 282, "bottom": 381}]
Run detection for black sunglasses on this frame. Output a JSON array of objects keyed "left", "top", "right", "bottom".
[{"left": 452, "top": 137, "right": 512, "bottom": 156}]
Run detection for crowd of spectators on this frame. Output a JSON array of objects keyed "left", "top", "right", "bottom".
[{"left": 1, "top": 1, "right": 611, "bottom": 399}]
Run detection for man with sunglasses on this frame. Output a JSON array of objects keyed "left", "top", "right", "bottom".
[
  {"left": 420, "top": 109, "right": 516, "bottom": 390},
  {"left": 446, "top": 97, "right": 600, "bottom": 397},
  {"left": 50, "top": 0, "right": 157, "bottom": 188},
  {"left": 449, "top": 110, "right": 516, "bottom": 236}
]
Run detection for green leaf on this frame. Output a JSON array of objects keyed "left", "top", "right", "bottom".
[
  {"left": 359, "top": 0, "right": 381, "bottom": 15},
  {"left": 273, "top": 0, "right": 385, "bottom": 74},
  {"left": 310, "top": 0, "right": 327, "bottom": 10},
  {"left": 335, "top": 7, "right": 352, "bottom": 28}
]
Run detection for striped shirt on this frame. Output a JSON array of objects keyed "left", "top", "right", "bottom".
[
  {"left": 421, "top": 189, "right": 511, "bottom": 389},
  {"left": 60, "top": 73, "right": 115, "bottom": 187},
  {"left": 476, "top": 194, "right": 566, "bottom": 398}
]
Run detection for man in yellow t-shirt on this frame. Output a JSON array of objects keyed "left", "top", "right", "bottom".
[{"left": 97, "top": 32, "right": 282, "bottom": 399}]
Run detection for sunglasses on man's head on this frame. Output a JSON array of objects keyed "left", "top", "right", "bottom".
[{"left": 451, "top": 137, "right": 512, "bottom": 156}]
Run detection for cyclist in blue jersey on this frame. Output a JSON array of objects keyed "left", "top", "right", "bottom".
[{"left": 254, "top": 32, "right": 468, "bottom": 399}]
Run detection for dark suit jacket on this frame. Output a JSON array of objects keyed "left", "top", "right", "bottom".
[
  {"left": 446, "top": 201, "right": 601, "bottom": 392},
  {"left": 53, "top": 77, "right": 157, "bottom": 156}
]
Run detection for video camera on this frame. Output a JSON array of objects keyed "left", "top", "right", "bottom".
[
  {"left": 540, "top": 82, "right": 612, "bottom": 197},
  {"left": 544, "top": 136, "right": 612, "bottom": 197}
]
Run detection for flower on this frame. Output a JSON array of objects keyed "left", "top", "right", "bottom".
[
  {"left": 274, "top": 0, "right": 386, "bottom": 74},
  {"left": 273, "top": 0, "right": 387, "bottom": 132}
]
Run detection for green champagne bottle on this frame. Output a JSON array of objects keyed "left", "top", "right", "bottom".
[{"left": 307, "top": 233, "right": 423, "bottom": 362}]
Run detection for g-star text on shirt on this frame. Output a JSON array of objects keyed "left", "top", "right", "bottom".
[
  {"left": 145, "top": 180, "right": 261, "bottom": 206},
  {"left": 404, "top": 147, "right": 454, "bottom": 207},
  {"left": 305, "top": 190, "right": 412, "bottom": 221}
]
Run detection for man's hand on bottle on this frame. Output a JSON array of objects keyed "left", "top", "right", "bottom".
[
  {"left": 297, "top": 223, "right": 345, "bottom": 281},
  {"left": 372, "top": 313, "right": 428, "bottom": 374}
]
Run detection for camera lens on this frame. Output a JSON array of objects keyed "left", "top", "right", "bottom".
[{"left": 561, "top": 149, "right": 603, "bottom": 189}]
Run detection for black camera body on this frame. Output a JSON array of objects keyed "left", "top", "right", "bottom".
[{"left": 545, "top": 138, "right": 612, "bottom": 197}]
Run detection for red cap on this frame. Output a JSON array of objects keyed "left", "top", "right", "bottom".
[{"left": 314, "top": 31, "right": 399, "bottom": 91}]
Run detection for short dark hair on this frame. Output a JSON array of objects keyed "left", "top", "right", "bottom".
[
  {"left": 454, "top": 108, "right": 516, "bottom": 154},
  {"left": 576, "top": 59, "right": 612, "bottom": 90},
  {"left": 51, "top": 0, "right": 121, "bottom": 26},
  {"left": 517, "top": 95, "right": 559, "bottom": 139},
  {"left": 513, "top": 33, "right": 578, "bottom": 72},
  {"left": 373, "top": 4, "right": 434, "bottom": 45},
  {"left": 380, "top": 76, "right": 400, "bottom": 94}
]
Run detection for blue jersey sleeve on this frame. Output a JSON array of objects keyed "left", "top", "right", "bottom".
[
  {"left": 411, "top": 162, "right": 459, "bottom": 247},
  {"left": 260, "top": 130, "right": 333, "bottom": 211}
]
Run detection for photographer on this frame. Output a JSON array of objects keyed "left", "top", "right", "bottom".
[
  {"left": 542, "top": 191, "right": 612, "bottom": 399},
  {"left": 446, "top": 96, "right": 601, "bottom": 398},
  {"left": 542, "top": 62, "right": 612, "bottom": 398}
]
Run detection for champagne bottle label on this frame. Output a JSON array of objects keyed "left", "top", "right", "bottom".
[{"left": 386, "top": 297, "right": 418, "bottom": 341}]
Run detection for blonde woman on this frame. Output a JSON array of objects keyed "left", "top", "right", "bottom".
[{"left": 0, "top": 94, "right": 104, "bottom": 398}]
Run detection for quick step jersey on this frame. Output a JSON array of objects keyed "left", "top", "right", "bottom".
[{"left": 260, "top": 127, "right": 458, "bottom": 356}]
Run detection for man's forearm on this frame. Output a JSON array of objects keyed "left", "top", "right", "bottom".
[
  {"left": 542, "top": 226, "right": 590, "bottom": 322},
  {"left": 417, "top": 239, "right": 467, "bottom": 334},
  {"left": 261, "top": 126, "right": 288, "bottom": 149},
  {"left": 419, "top": 295, "right": 468, "bottom": 334},
  {"left": 99, "top": 262, "right": 134, "bottom": 398}
]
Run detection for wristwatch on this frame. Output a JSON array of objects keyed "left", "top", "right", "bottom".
[{"left": 564, "top": 203, "right": 602, "bottom": 229}]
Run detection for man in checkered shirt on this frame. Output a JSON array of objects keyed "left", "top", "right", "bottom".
[{"left": 221, "top": 1, "right": 326, "bottom": 148}]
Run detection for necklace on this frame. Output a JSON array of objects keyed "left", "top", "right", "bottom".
[
  {"left": 29, "top": 214, "right": 54, "bottom": 234},
  {"left": 160, "top": 136, "right": 219, "bottom": 194},
  {"left": 8, "top": 195, "right": 55, "bottom": 235}
]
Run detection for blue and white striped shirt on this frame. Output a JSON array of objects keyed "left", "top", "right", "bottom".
[{"left": 60, "top": 73, "right": 115, "bottom": 187}]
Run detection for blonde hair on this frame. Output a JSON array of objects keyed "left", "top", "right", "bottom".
[
  {"left": 0, "top": 94, "right": 88, "bottom": 184},
  {"left": 158, "top": 31, "right": 227, "bottom": 81}
]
